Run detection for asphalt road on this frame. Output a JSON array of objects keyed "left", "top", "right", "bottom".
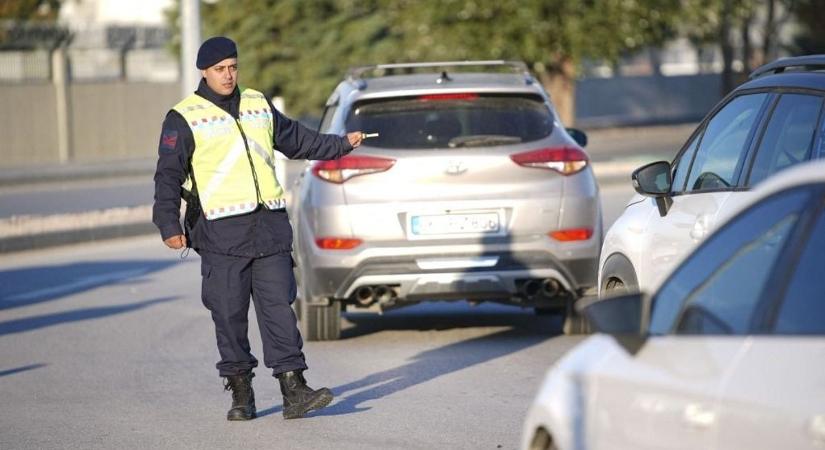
[
  {"left": 0, "top": 182, "right": 636, "bottom": 450},
  {"left": 0, "top": 176, "right": 153, "bottom": 219},
  {"left": 0, "top": 236, "right": 583, "bottom": 450}
]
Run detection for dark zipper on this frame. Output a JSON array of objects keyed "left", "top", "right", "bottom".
[{"left": 234, "top": 118, "right": 264, "bottom": 205}]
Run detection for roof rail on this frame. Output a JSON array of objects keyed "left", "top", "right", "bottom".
[
  {"left": 749, "top": 55, "right": 825, "bottom": 79},
  {"left": 347, "top": 60, "right": 529, "bottom": 80}
]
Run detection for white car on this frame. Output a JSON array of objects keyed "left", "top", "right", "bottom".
[
  {"left": 598, "top": 55, "right": 825, "bottom": 296},
  {"left": 522, "top": 159, "right": 825, "bottom": 450}
]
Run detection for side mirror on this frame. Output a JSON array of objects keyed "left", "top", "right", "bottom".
[
  {"left": 632, "top": 161, "right": 673, "bottom": 216},
  {"left": 566, "top": 128, "right": 588, "bottom": 148},
  {"left": 577, "top": 292, "right": 648, "bottom": 335}
]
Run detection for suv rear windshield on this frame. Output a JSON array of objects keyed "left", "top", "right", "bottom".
[{"left": 345, "top": 93, "right": 554, "bottom": 149}]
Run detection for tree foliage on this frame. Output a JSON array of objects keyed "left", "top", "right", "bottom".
[
  {"left": 191, "top": 0, "right": 400, "bottom": 117},
  {"left": 0, "top": 0, "right": 63, "bottom": 49},
  {"left": 172, "top": 0, "right": 681, "bottom": 118},
  {"left": 791, "top": 0, "right": 825, "bottom": 54},
  {"left": 0, "top": 0, "right": 60, "bottom": 21}
]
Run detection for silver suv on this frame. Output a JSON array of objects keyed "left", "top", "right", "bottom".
[{"left": 291, "top": 61, "right": 602, "bottom": 340}]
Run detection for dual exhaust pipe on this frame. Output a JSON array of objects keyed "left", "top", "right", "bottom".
[
  {"left": 354, "top": 285, "right": 396, "bottom": 306},
  {"left": 520, "top": 278, "right": 563, "bottom": 299}
]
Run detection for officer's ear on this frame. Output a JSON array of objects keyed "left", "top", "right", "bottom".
[{"left": 200, "top": 69, "right": 208, "bottom": 78}]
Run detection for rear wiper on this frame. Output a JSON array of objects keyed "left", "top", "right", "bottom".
[{"left": 448, "top": 135, "right": 522, "bottom": 148}]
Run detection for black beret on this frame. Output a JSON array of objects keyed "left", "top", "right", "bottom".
[{"left": 196, "top": 36, "right": 237, "bottom": 70}]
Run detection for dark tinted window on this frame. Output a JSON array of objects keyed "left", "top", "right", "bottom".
[
  {"left": 774, "top": 194, "right": 825, "bottom": 334},
  {"left": 813, "top": 105, "right": 825, "bottom": 159},
  {"left": 748, "top": 94, "right": 822, "bottom": 186},
  {"left": 685, "top": 94, "right": 768, "bottom": 192},
  {"left": 345, "top": 94, "right": 553, "bottom": 149},
  {"left": 649, "top": 188, "right": 809, "bottom": 335},
  {"left": 672, "top": 132, "right": 700, "bottom": 192}
]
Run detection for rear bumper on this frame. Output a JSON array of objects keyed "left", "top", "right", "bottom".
[{"left": 301, "top": 251, "right": 597, "bottom": 305}]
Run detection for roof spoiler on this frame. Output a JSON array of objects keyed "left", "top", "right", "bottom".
[{"left": 749, "top": 55, "right": 825, "bottom": 79}]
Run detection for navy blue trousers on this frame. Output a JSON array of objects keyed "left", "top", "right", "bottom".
[{"left": 199, "top": 250, "right": 307, "bottom": 377}]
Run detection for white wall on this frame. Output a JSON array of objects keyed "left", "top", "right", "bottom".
[{"left": 59, "top": 0, "right": 174, "bottom": 28}]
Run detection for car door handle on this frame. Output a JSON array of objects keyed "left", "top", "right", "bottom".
[
  {"left": 809, "top": 415, "right": 825, "bottom": 444},
  {"left": 683, "top": 403, "right": 716, "bottom": 429},
  {"left": 690, "top": 217, "right": 709, "bottom": 241}
]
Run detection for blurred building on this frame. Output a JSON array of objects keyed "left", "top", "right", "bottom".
[{"left": 57, "top": 0, "right": 177, "bottom": 82}]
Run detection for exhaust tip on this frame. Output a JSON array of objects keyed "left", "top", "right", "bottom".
[
  {"left": 541, "top": 278, "right": 561, "bottom": 297},
  {"left": 374, "top": 285, "right": 394, "bottom": 303},
  {"left": 522, "top": 279, "right": 540, "bottom": 298},
  {"left": 355, "top": 286, "right": 375, "bottom": 306}
]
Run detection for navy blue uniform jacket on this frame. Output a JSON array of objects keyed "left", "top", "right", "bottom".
[{"left": 152, "top": 79, "right": 352, "bottom": 257}]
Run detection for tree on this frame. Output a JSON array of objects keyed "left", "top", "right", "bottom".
[
  {"left": 681, "top": 0, "right": 798, "bottom": 95},
  {"left": 168, "top": 0, "right": 400, "bottom": 118},
  {"left": 0, "top": 0, "right": 60, "bottom": 21},
  {"left": 0, "top": 0, "right": 63, "bottom": 49},
  {"left": 790, "top": 0, "right": 825, "bottom": 55},
  {"left": 381, "top": 0, "right": 681, "bottom": 124},
  {"left": 172, "top": 0, "right": 680, "bottom": 121}
]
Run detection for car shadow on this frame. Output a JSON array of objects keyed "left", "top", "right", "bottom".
[
  {"left": 257, "top": 303, "right": 561, "bottom": 418},
  {"left": 0, "top": 363, "right": 47, "bottom": 378},
  {"left": 0, "top": 296, "right": 179, "bottom": 336},
  {"left": 340, "top": 301, "right": 562, "bottom": 338},
  {"left": 0, "top": 259, "right": 185, "bottom": 310}
]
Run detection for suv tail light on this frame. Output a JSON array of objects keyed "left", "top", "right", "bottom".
[
  {"left": 510, "top": 147, "right": 588, "bottom": 175},
  {"left": 312, "top": 154, "right": 396, "bottom": 183},
  {"left": 549, "top": 228, "right": 593, "bottom": 242},
  {"left": 315, "top": 237, "right": 363, "bottom": 250}
]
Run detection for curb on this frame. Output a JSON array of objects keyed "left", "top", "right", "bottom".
[
  {"left": 0, "top": 221, "right": 157, "bottom": 253},
  {"left": 0, "top": 159, "right": 156, "bottom": 187}
]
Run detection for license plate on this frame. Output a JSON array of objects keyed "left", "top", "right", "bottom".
[{"left": 410, "top": 212, "right": 501, "bottom": 236}]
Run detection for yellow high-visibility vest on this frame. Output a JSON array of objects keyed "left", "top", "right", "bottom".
[{"left": 174, "top": 87, "right": 285, "bottom": 220}]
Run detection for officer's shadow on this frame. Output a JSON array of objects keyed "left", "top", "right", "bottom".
[{"left": 257, "top": 309, "right": 556, "bottom": 418}]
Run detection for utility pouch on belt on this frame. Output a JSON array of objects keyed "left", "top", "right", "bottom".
[{"left": 182, "top": 189, "right": 200, "bottom": 249}]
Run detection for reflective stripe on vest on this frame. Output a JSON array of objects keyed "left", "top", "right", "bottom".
[{"left": 174, "top": 88, "right": 285, "bottom": 220}]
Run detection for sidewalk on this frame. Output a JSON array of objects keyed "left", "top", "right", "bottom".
[{"left": 0, "top": 122, "right": 695, "bottom": 254}]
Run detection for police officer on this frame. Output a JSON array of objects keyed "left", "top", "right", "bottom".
[{"left": 152, "top": 36, "right": 363, "bottom": 420}]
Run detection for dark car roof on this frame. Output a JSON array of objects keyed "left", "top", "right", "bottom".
[
  {"left": 738, "top": 71, "right": 825, "bottom": 92},
  {"left": 741, "top": 55, "right": 825, "bottom": 92}
]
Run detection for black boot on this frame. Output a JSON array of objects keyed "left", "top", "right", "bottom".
[
  {"left": 223, "top": 372, "right": 256, "bottom": 421},
  {"left": 277, "top": 370, "right": 333, "bottom": 419}
]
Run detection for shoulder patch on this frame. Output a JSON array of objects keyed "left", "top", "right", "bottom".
[{"left": 160, "top": 130, "right": 179, "bottom": 154}]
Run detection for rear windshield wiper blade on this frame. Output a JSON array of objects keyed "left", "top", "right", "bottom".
[{"left": 448, "top": 135, "right": 523, "bottom": 148}]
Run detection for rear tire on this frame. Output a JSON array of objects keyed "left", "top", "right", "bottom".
[
  {"left": 600, "top": 253, "right": 639, "bottom": 297},
  {"left": 604, "top": 278, "right": 626, "bottom": 293},
  {"left": 529, "top": 428, "right": 559, "bottom": 450},
  {"left": 298, "top": 281, "right": 341, "bottom": 341},
  {"left": 299, "top": 299, "right": 341, "bottom": 341}
]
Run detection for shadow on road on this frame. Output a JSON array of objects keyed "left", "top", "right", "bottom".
[
  {"left": 0, "top": 296, "right": 179, "bottom": 336},
  {"left": 0, "top": 363, "right": 47, "bottom": 378},
  {"left": 340, "top": 301, "right": 562, "bottom": 338},
  {"left": 0, "top": 260, "right": 184, "bottom": 310},
  {"left": 258, "top": 303, "right": 561, "bottom": 418}
]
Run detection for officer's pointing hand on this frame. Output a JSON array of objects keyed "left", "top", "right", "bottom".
[
  {"left": 347, "top": 131, "right": 363, "bottom": 149},
  {"left": 164, "top": 234, "right": 187, "bottom": 249}
]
